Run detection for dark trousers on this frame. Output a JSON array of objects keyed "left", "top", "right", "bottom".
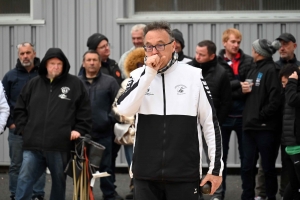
[
  {"left": 111, "top": 137, "right": 121, "bottom": 187},
  {"left": 134, "top": 179, "right": 199, "bottom": 200},
  {"left": 283, "top": 151, "right": 300, "bottom": 199},
  {"left": 221, "top": 117, "right": 244, "bottom": 197},
  {"left": 241, "top": 130, "right": 278, "bottom": 200},
  {"left": 93, "top": 135, "right": 115, "bottom": 199}
]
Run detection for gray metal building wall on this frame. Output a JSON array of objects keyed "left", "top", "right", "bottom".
[{"left": 0, "top": 0, "right": 299, "bottom": 167}]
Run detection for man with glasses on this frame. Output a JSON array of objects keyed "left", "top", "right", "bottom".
[
  {"left": 2, "top": 42, "right": 46, "bottom": 200},
  {"left": 117, "top": 21, "right": 223, "bottom": 200},
  {"left": 79, "top": 33, "right": 123, "bottom": 85}
]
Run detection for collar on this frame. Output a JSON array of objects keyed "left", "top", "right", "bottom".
[
  {"left": 279, "top": 54, "right": 299, "bottom": 64},
  {"left": 157, "top": 52, "right": 178, "bottom": 74}
]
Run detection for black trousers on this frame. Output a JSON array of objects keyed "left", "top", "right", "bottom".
[
  {"left": 134, "top": 179, "right": 199, "bottom": 200},
  {"left": 284, "top": 151, "right": 300, "bottom": 199}
]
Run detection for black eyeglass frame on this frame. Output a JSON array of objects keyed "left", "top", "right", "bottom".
[{"left": 143, "top": 40, "right": 174, "bottom": 52}]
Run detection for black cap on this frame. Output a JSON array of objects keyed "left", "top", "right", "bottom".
[
  {"left": 276, "top": 33, "right": 296, "bottom": 43},
  {"left": 86, "top": 33, "right": 108, "bottom": 50},
  {"left": 171, "top": 29, "right": 185, "bottom": 49}
]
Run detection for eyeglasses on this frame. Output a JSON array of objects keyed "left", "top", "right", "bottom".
[
  {"left": 17, "top": 42, "right": 34, "bottom": 49},
  {"left": 143, "top": 40, "right": 174, "bottom": 52},
  {"left": 97, "top": 43, "right": 110, "bottom": 50}
]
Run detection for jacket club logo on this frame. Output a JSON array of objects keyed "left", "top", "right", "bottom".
[
  {"left": 175, "top": 85, "right": 187, "bottom": 95},
  {"left": 58, "top": 86, "right": 71, "bottom": 100}
]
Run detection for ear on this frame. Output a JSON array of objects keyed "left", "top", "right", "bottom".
[
  {"left": 209, "top": 54, "right": 216, "bottom": 61},
  {"left": 294, "top": 43, "right": 297, "bottom": 49}
]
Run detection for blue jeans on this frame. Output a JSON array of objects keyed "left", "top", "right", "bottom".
[
  {"left": 124, "top": 145, "right": 133, "bottom": 167},
  {"left": 15, "top": 150, "right": 68, "bottom": 200},
  {"left": 8, "top": 129, "right": 45, "bottom": 198},
  {"left": 93, "top": 135, "right": 115, "bottom": 200},
  {"left": 241, "top": 130, "right": 278, "bottom": 200},
  {"left": 221, "top": 117, "right": 244, "bottom": 197}
]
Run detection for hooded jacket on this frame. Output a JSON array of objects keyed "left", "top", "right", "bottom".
[
  {"left": 2, "top": 57, "right": 39, "bottom": 127},
  {"left": 188, "top": 57, "right": 232, "bottom": 125},
  {"left": 243, "top": 57, "right": 282, "bottom": 132},
  {"left": 14, "top": 48, "right": 92, "bottom": 152}
]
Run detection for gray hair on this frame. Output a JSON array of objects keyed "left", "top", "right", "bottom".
[
  {"left": 17, "top": 42, "right": 35, "bottom": 52},
  {"left": 131, "top": 24, "right": 146, "bottom": 34}
]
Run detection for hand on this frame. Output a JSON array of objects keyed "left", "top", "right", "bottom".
[
  {"left": 70, "top": 130, "right": 81, "bottom": 140},
  {"left": 145, "top": 55, "right": 167, "bottom": 71},
  {"left": 200, "top": 174, "right": 222, "bottom": 195},
  {"left": 241, "top": 81, "right": 252, "bottom": 93},
  {"left": 289, "top": 71, "right": 298, "bottom": 80},
  {"left": 9, "top": 124, "right": 16, "bottom": 129}
]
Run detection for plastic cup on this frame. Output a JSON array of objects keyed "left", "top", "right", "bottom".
[{"left": 245, "top": 79, "right": 253, "bottom": 91}]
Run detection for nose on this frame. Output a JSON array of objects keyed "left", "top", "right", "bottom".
[{"left": 152, "top": 47, "right": 159, "bottom": 54}]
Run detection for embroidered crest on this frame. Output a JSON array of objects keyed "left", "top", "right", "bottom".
[
  {"left": 58, "top": 87, "right": 71, "bottom": 100},
  {"left": 175, "top": 85, "right": 187, "bottom": 95}
]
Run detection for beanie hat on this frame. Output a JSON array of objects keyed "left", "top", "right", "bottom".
[
  {"left": 252, "top": 39, "right": 281, "bottom": 57},
  {"left": 171, "top": 29, "right": 185, "bottom": 49},
  {"left": 86, "top": 33, "right": 108, "bottom": 50}
]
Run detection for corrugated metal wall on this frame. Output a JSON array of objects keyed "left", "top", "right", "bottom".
[{"left": 0, "top": 0, "right": 299, "bottom": 166}]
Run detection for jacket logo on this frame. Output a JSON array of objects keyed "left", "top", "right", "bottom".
[
  {"left": 175, "top": 85, "right": 187, "bottom": 95},
  {"left": 145, "top": 87, "right": 153, "bottom": 95},
  {"left": 255, "top": 72, "right": 263, "bottom": 86},
  {"left": 58, "top": 87, "right": 71, "bottom": 100}
]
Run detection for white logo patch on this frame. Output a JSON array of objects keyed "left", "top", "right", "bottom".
[
  {"left": 58, "top": 87, "right": 71, "bottom": 100},
  {"left": 175, "top": 85, "right": 187, "bottom": 95},
  {"left": 194, "top": 188, "right": 197, "bottom": 194}
]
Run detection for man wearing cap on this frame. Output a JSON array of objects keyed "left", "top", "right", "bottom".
[
  {"left": 171, "top": 29, "right": 192, "bottom": 63},
  {"left": 14, "top": 48, "right": 92, "bottom": 200},
  {"left": 119, "top": 24, "right": 146, "bottom": 79},
  {"left": 79, "top": 33, "right": 123, "bottom": 85},
  {"left": 241, "top": 39, "right": 282, "bottom": 200}
]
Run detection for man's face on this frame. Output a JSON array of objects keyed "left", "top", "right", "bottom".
[
  {"left": 278, "top": 40, "right": 297, "bottom": 61},
  {"left": 281, "top": 76, "right": 288, "bottom": 88},
  {"left": 82, "top": 53, "right": 101, "bottom": 74},
  {"left": 144, "top": 29, "right": 175, "bottom": 68},
  {"left": 132, "top": 29, "right": 144, "bottom": 48},
  {"left": 96, "top": 40, "right": 110, "bottom": 60},
  {"left": 195, "top": 46, "right": 215, "bottom": 63},
  {"left": 46, "top": 58, "right": 63, "bottom": 78},
  {"left": 18, "top": 44, "right": 36, "bottom": 68},
  {"left": 223, "top": 34, "right": 241, "bottom": 55},
  {"left": 174, "top": 40, "right": 182, "bottom": 53}
]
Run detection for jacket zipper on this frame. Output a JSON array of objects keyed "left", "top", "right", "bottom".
[{"left": 161, "top": 73, "right": 166, "bottom": 181}]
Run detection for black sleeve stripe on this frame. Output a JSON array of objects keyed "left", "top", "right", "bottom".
[
  {"left": 117, "top": 69, "right": 146, "bottom": 105},
  {"left": 201, "top": 78, "right": 223, "bottom": 175}
]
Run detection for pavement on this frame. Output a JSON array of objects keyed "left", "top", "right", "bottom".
[{"left": 0, "top": 170, "right": 282, "bottom": 200}]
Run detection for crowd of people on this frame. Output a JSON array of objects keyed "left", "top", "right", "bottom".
[{"left": 0, "top": 20, "right": 299, "bottom": 200}]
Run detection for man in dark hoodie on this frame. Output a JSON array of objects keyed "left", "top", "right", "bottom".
[
  {"left": 217, "top": 28, "right": 253, "bottom": 199},
  {"left": 171, "top": 29, "right": 192, "bottom": 63},
  {"left": 78, "top": 33, "right": 123, "bottom": 85},
  {"left": 14, "top": 48, "right": 92, "bottom": 200},
  {"left": 241, "top": 39, "right": 282, "bottom": 200},
  {"left": 2, "top": 42, "right": 46, "bottom": 200},
  {"left": 79, "top": 50, "right": 120, "bottom": 200},
  {"left": 188, "top": 40, "right": 231, "bottom": 200}
]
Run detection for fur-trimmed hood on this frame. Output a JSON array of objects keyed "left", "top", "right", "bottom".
[{"left": 124, "top": 47, "right": 145, "bottom": 77}]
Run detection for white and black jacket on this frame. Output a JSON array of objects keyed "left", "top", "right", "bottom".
[{"left": 117, "top": 61, "right": 223, "bottom": 182}]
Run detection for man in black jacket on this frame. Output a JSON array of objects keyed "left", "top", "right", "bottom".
[
  {"left": 79, "top": 50, "right": 120, "bottom": 200},
  {"left": 188, "top": 40, "right": 231, "bottom": 200},
  {"left": 78, "top": 33, "right": 123, "bottom": 85},
  {"left": 241, "top": 39, "right": 282, "bottom": 200},
  {"left": 14, "top": 48, "right": 92, "bottom": 200},
  {"left": 217, "top": 28, "right": 253, "bottom": 199},
  {"left": 171, "top": 29, "right": 192, "bottom": 63},
  {"left": 2, "top": 42, "right": 46, "bottom": 200}
]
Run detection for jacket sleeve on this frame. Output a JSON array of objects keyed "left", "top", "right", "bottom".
[
  {"left": 198, "top": 73, "right": 223, "bottom": 176},
  {"left": 285, "top": 78, "right": 300, "bottom": 108},
  {"left": 117, "top": 66, "right": 157, "bottom": 117},
  {"left": 0, "top": 81, "right": 9, "bottom": 133},
  {"left": 73, "top": 81, "right": 92, "bottom": 136},
  {"left": 2, "top": 74, "right": 14, "bottom": 127},
  {"left": 259, "top": 68, "right": 282, "bottom": 120},
  {"left": 112, "top": 79, "right": 135, "bottom": 124},
  {"left": 14, "top": 83, "right": 30, "bottom": 135},
  {"left": 217, "top": 72, "right": 232, "bottom": 125}
]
